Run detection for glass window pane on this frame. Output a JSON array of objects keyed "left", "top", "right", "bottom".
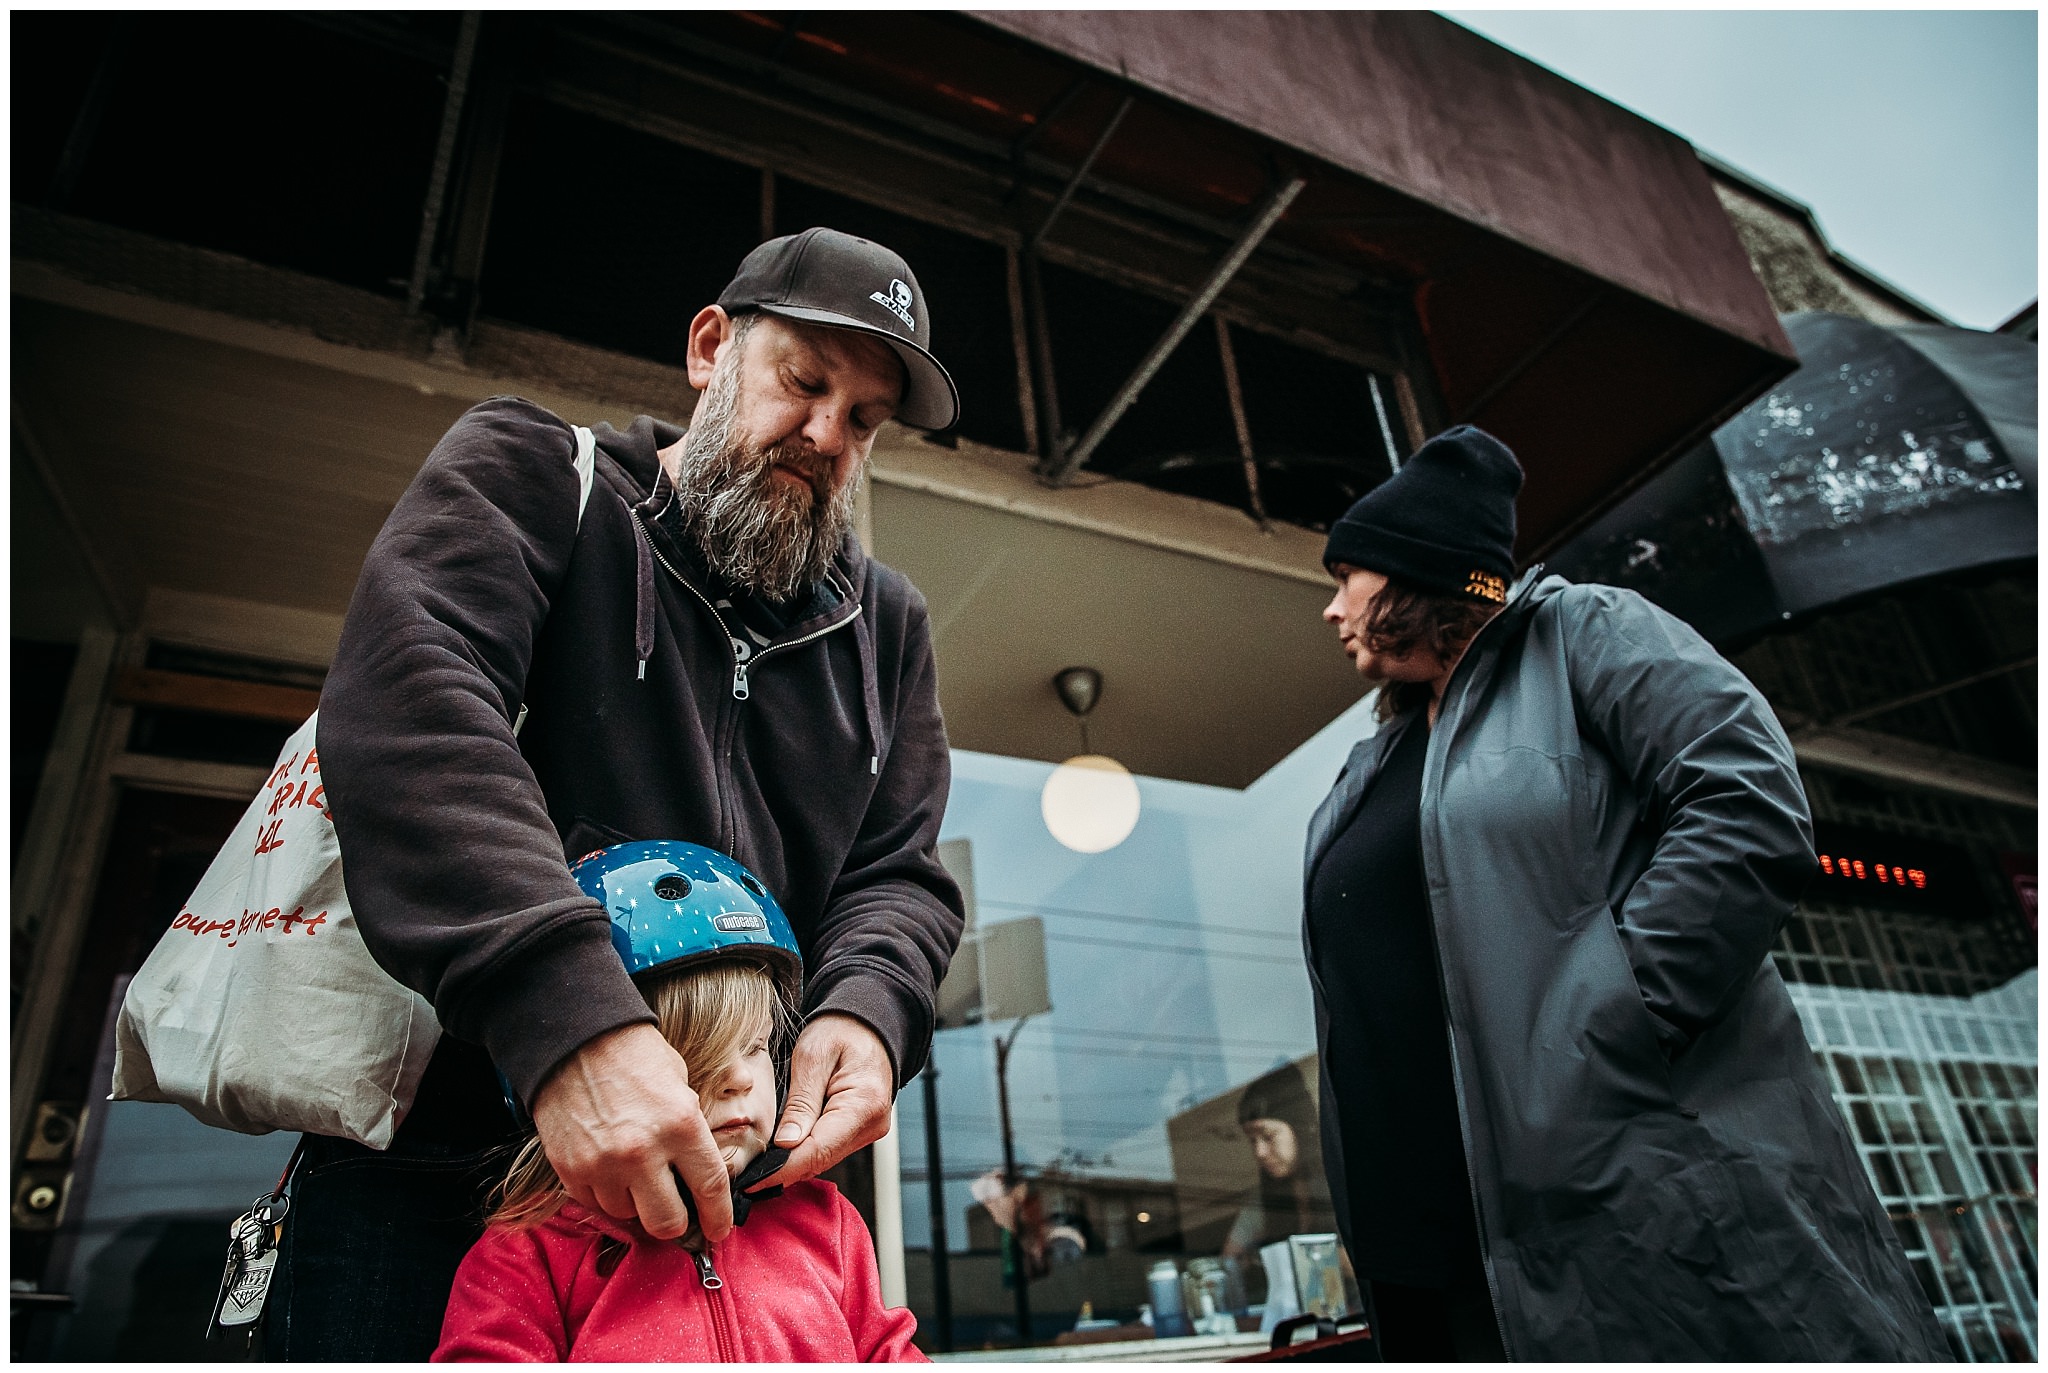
[
  {"left": 901, "top": 718, "right": 2041, "bottom": 1353},
  {"left": 1910, "top": 1256, "right": 1943, "bottom": 1307},
  {"left": 1892, "top": 1213, "right": 1925, "bottom": 1253},
  {"left": 911, "top": 719, "right": 1373, "bottom": 1350}
]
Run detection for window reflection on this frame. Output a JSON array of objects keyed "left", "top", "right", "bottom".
[
  {"left": 908, "top": 725, "right": 2037, "bottom": 1359},
  {"left": 903, "top": 707, "right": 1375, "bottom": 1352}
]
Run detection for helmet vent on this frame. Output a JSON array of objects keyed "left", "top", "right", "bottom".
[
  {"left": 653, "top": 875, "right": 692, "bottom": 902},
  {"left": 737, "top": 872, "right": 766, "bottom": 898}
]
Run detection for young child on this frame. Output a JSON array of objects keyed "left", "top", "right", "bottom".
[{"left": 432, "top": 841, "right": 926, "bottom": 1362}]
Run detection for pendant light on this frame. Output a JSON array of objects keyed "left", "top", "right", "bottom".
[{"left": 1040, "top": 667, "right": 1141, "bottom": 853}]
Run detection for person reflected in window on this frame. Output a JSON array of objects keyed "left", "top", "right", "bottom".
[
  {"left": 1301, "top": 426, "right": 1949, "bottom": 1362},
  {"left": 1219, "top": 1063, "right": 1331, "bottom": 1264}
]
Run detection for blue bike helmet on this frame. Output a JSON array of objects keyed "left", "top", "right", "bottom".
[
  {"left": 495, "top": 841, "right": 801, "bottom": 1125},
  {"left": 570, "top": 840, "right": 803, "bottom": 1008}
]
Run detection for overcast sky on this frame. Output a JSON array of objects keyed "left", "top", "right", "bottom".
[{"left": 1443, "top": 9, "right": 2038, "bottom": 329}]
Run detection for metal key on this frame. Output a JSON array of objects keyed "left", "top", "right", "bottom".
[{"left": 205, "top": 1192, "right": 290, "bottom": 1340}]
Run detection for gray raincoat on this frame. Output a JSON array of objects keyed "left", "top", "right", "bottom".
[{"left": 1303, "top": 572, "right": 1949, "bottom": 1360}]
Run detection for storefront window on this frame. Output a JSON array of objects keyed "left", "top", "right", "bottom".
[
  {"left": 904, "top": 708, "right": 2041, "bottom": 1360},
  {"left": 900, "top": 698, "right": 1380, "bottom": 1352}
]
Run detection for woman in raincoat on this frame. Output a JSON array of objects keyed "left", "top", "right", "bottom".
[{"left": 1302, "top": 426, "right": 1948, "bottom": 1361}]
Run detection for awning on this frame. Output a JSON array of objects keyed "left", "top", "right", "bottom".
[
  {"left": 966, "top": 10, "right": 1798, "bottom": 551},
  {"left": 620, "top": 11, "right": 1795, "bottom": 554},
  {"left": 973, "top": 11, "right": 1788, "bottom": 354},
  {"left": 1550, "top": 312, "right": 2037, "bottom": 645}
]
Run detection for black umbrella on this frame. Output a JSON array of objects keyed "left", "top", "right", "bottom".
[{"left": 1551, "top": 311, "right": 2036, "bottom": 646}]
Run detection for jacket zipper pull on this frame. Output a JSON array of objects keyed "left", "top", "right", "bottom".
[
  {"left": 732, "top": 661, "right": 750, "bottom": 702},
  {"left": 693, "top": 1248, "right": 724, "bottom": 1290}
]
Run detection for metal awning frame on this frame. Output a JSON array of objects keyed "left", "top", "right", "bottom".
[
  {"left": 302, "top": 9, "right": 1791, "bottom": 550},
  {"left": 992, "top": 55, "right": 1317, "bottom": 489},
  {"left": 1041, "top": 175, "right": 1307, "bottom": 484},
  {"left": 544, "top": 14, "right": 1423, "bottom": 373}
]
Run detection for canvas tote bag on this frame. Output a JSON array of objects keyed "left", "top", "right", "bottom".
[{"left": 110, "top": 425, "right": 598, "bottom": 1148}]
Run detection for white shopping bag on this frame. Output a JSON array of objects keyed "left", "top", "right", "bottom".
[{"left": 110, "top": 712, "right": 441, "bottom": 1148}]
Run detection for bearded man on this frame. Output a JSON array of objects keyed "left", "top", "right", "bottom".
[{"left": 284, "top": 229, "right": 966, "bottom": 1360}]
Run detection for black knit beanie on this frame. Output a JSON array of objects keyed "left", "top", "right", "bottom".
[{"left": 1322, "top": 425, "right": 1524, "bottom": 605}]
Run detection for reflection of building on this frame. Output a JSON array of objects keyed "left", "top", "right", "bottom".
[{"left": 9, "top": 10, "right": 2028, "bottom": 1365}]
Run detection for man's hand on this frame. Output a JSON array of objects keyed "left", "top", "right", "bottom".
[
  {"left": 754, "top": 1013, "right": 894, "bottom": 1190},
  {"left": 530, "top": 1023, "right": 735, "bottom": 1243}
]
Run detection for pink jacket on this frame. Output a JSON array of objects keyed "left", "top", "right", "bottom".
[{"left": 434, "top": 1180, "right": 928, "bottom": 1362}]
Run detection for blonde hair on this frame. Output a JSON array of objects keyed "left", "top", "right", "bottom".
[{"left": 490, "top": 957, "right": 791, "bottom": 1230}]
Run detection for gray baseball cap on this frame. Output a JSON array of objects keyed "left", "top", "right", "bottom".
[{"left": 717, "top": 226, "right": 961, "bottom": 431}]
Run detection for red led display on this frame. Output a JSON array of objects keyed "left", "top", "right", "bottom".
[
  {"left": 1809, "top": 823, "right": 1969, "bottom": 916},
  {"left": 1820, "top": 855, "right": 1928, "bottom": 890}
]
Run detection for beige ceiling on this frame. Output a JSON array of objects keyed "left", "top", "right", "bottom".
[{"left": 14, "top": 291, "right": 1369, "bottom": 790}]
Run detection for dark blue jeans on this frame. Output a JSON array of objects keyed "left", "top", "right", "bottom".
[{"left": 267, "top": 1133, "right": 508, "bottom": 1361}]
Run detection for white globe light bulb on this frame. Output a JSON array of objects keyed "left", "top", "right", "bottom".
[{"left": 1040, "top": 754, "right": 1141, "bottom": 853}]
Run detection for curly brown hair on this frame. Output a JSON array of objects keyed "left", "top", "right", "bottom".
[{"left": 1360, "top": 577, "right": 1501, "bottom": 721}]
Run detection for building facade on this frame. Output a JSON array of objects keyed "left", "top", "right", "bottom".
[{"left": 10, "top": 10, "right": 2028, "bottom": 1362}]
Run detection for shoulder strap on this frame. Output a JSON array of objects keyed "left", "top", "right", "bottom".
[
  {"left": 570, "top": 425, "right": 597, "bottom": 529},
  {"left": 515, "top": 424, "right": 596, "bottom": 742}
]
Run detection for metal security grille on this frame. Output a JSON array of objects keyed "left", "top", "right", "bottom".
[
  {"left": 1772, "top": 767, "right": 2038, "bottom": 1361},
  {"left": 1784, "top": 974, "right": 2037, "bottom": 1362},
  {"left": 1779, "top": 901, "right": 2022, "bottom": 998}
]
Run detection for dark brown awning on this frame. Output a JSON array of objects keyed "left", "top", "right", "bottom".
[
  {"left": 965, "top": 10, "right": 1796, "bottom": 553},
  {"left": 976, "top": 11, "right": 1789, "bottom": 355}
]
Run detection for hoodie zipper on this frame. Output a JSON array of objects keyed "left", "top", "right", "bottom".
[
  {"left": 635, "top": 512, "right": 861, "bottom": 703},
  {"left": 637, "top": 513, "right": 744, "bottom": 854},
  {"left": 634, "top": 510, "right": 862, "bottom": 852},
  {"left": 637, "top": 513, "right": 742, "bottom": 695},
  {"left": 733, "top": 597, "right": 860, "bottom": 701},
  {"left": 692, "top": 1248, "right": 738, "bottom": 1362}
]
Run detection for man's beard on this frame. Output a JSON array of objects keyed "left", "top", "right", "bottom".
[{"left": 672, "top": 350, "right": 860, "bottom": 604}]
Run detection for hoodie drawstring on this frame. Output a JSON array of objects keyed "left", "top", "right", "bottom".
[
  {"left": 628, "top": 497, "right": 877, "bottom": 774},
  {"left": 852, "top": 606, "right": 883, "bottom": 778},
  {"left": 630, "top": 496, "right": 657, "bottom": 679}
]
